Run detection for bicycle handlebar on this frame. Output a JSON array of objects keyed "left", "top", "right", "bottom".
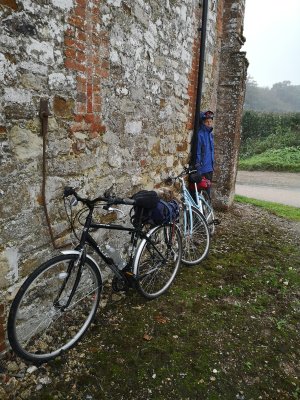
[
  {"left": 166, "top": 166, "right": 197, "bottom": 183},
  {"left": 63, "top": 186, "right": 135, "bottom": 206}
]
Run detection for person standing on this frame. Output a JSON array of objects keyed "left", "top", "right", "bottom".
[{"left": 193, "top": 110, "right": 215, "bottom": 197}]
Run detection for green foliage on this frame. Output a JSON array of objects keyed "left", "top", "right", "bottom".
[
  {"left": 244, "top": 78, "right": 300, "bottom": 112},
  {"left": 242, "top": 111, "right": 300, "bottom": 141},
  {"left": 240, "top": 109, "right": 300, "bottom": 171},
  {"left": 239, "top": 146, "right": 300, "bottom": 172},
  {"left": 240, "top": 130, "right": 300, "bottom": 159},
  {"left": 235, "top": 195, "right": 300, "bottom": 221}
]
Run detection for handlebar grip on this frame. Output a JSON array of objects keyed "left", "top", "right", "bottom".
[
  {"left": 165, "top": 177, "right": 173, "bottom": 184},
  {"left": 122, "top": 198, "right": 135, "bottom": 206},
  {"left": 111, "top": 197, "right": 135, "bottom": 206},
  {"left": 63, "top": 186, "right": 76, "bottom": 197}
]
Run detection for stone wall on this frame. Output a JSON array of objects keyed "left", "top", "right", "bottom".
[
  {"left": 213, "top": 0, "right": 248, "bottom": 209},
  {"left": 0, "top": 0, "right": 247, "bottom": 352}
]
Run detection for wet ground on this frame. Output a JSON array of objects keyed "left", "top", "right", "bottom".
[
  {"left": 1, "top": 203, "right": 300, "bottom": 399},
  {"left": 235, "top": 171, "right": 300, "bottom": 207}
]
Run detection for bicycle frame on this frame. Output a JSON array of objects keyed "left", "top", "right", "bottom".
[
  {"left": 69, "top": 203, "right": 172, "bottom": 282},
  {"left": 178, "top": 176, "right": 198, "bottom": 235},
  {"left": 193, "top": 185, "right": 213, "bottom": 217},
  {"left": 176, "top": 171, "right": 214, "bottom": 237}
]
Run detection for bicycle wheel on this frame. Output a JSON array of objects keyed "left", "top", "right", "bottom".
[
  {"left": 180, "top": 205, "right": 210, "bottom": 266},
  {"left": 7, "top": 254, "right": 102, "bottom": 364},
  {"left": 133, "top": 224, "right": 182, "bottom": 299},
  {"left": 200, "top": 190, "right": 215, "bottom": 235}
]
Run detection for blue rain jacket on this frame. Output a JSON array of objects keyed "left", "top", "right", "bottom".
[{"left": 195, "top": 124, "right": 214, "bottom": 174}]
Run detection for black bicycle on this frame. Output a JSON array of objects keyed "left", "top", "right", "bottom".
[{"left": 7, "top": 187, "right": 182, "bottom": 364}]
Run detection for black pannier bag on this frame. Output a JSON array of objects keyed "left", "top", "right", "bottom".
[
  {"left": 131, "top": 190, "right": 159, "bottom": 209},
  {"left": 130, "top": 190, "right": 180, "bottom": 227}
]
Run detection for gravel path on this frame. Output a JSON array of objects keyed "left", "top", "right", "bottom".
[{"left": 236, "top": 171, "right": 300, "bottom": 207}]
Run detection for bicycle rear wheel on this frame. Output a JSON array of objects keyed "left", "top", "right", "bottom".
[
  {"left": 134, "top": 224, "right": 182, "bottom": 299},
  {"left": 200, "top": 190, "right": 215, "bottom": 236},
  {"left": 7, "top": 254, "right": 102, "bottom": 364},
  {"left": 180, "top": 205, "right": 210, "bottom": 266}
]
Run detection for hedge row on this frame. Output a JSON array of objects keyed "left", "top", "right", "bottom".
[{"left": 242, "top": 111, "right": 300, "bottom": 140}]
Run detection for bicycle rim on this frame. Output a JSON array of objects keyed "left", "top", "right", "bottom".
[
  {"left": 7, "top": 254, "right": 102, "bottom": 364},
  {"left": 180, "top": 205, "right": 210, "bottom": 265},
  {"left": 134, "top": 224, "right": 182, "bottom": 299}
]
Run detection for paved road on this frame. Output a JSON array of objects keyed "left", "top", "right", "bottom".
[{"left": 235, "top": 171, "right": 300, "bottom": 208}]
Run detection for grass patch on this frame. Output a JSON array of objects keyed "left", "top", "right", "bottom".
[
  {"left": 235, "top": 194, "right": 300, "bottom": 221},
  {"left": 239, "top": 146, "right": 300, "bottom": 172}
]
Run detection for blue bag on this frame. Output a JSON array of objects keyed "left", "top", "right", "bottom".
[
  {"left": 130, "top": 191, "right": 180, "bottom": 227},
  {"left": 150, "top": 199, "right": 180, "bottom": 225}
]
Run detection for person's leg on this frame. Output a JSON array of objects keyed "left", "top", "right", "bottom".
[
  {"left": 203, "top": 172, "right": 213, "bottom": 198},
  {"left": 189, "top": 188, "right": 197, "bottom": 203}
]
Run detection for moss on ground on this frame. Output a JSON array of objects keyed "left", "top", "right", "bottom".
[{"left": 2, "top": 203, "right": 300, "bottom": 400}]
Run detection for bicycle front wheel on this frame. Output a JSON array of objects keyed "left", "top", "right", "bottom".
[
  {"left": 134, "top": 224, "right": 182, "bottom": 299},
  {"left": 180, "top": 205, "right": 210, "bottom": 266},
  {"left": 7, "top": 254, "right": 102, "bottom": 364}
]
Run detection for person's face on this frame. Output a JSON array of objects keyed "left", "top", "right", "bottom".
[{"left": 204, "top": 118, "right": 213, "bottom": 128}]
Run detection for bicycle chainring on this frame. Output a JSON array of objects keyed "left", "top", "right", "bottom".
[{"left": 111, "top": 276, "right": 129, "bottom": 292}]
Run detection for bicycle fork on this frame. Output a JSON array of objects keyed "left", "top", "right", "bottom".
[{"left": 53, "top": 249, "right": 87, "bottom": 311}]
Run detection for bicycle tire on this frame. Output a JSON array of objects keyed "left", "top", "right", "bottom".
[
  {"left": 180, "top": 205, "right": 210, "bottom": 266},
  {"left": 200, "top": 190, "right": 215, "bottom": 236},
  {"left": 133, "top": 224, "right": 182, "bottom": 299},
  {"left": 7, "top": 254, "right": 102, "bottom": 364}
]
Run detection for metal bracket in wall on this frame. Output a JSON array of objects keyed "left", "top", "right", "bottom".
[
  {"left": 39, "top": 98, "right": 50, "bottom": 137},
  {"left": 39, "top": 98, "right": 60, "bottom": 249}
]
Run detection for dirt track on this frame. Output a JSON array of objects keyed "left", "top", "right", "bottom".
[{"left": 236, "top": 171, "right": 300, "bottom": 207}]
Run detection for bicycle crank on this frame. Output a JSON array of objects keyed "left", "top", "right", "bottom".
[{"left": 111, "top": 276, "right": 129, "bottom": 292}]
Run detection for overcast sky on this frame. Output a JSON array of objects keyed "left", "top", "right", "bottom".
[{"left": 242, "top": 0, "right": 300, "bottom": 88}]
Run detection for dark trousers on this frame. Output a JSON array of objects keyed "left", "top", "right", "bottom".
[{"left": 202, "top": 172, "right": 213, "bottom": 198}]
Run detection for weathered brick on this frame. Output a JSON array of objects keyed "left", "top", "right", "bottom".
[
  {"left": 65, "top": 47, "right": 76, "bottom": 59},
  {"left": 74, "top": 5, "right": 86, "bottom": 19},
  {"left": 83, "top": 114, "right": 95, "bottom": 123},
  {"left": 77, "top": 31, "right": 87, "bottom": 42},
  {"left": 53, "top": 96, "right": 75, "bottom": 118},
  {"left": 0, "top": 304, "right": 5, "bottom": 317},
  {"left": 68, "top": 15, "right": 85, "bottom": 30},
  {"left": 0, "top": 0, "right": 18, "bottom": 10}
]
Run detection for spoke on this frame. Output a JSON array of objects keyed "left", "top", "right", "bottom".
[
  {"left": 18, "top": 283, "right": 100, "bottom": 348},
  {"left": 19, "top": 311, "right": 60, "bottom": 346}
]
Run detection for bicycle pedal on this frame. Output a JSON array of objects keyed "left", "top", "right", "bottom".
[{"left": 213, "top": 219, "right": 221, "bottom": 225}]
